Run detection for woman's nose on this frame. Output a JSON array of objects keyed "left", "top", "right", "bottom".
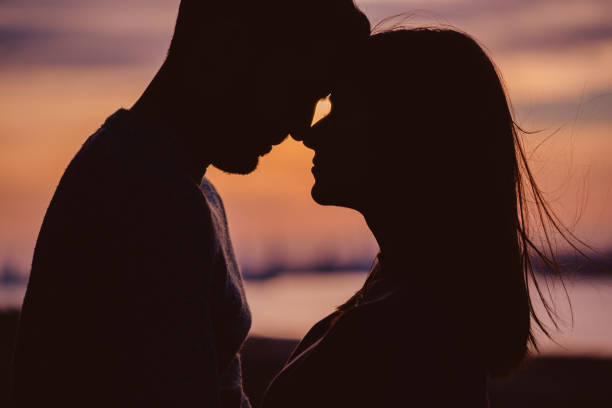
[{"left": 301, "top": 115, "right": 330, "bottom": 149}]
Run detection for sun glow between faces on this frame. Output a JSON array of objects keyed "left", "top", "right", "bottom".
[{"left": 311, "top": 94, "right": 332, "bottom": 127}]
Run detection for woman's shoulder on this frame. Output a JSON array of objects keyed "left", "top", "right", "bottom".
[
  {"left": 288, "top": 311, "right": 338, "bottom": 360},
  {"left": 337, "top": 286, "right": 428, "bottom": 334},
  {"left": 330, "top": 286, "right": 480, "bottom": 369},
  {"left": 264, "top": 286, "right": 488, "bottom": 408},
  {"left": 330, "top": 287, "right": 488, "bottom": 401}
]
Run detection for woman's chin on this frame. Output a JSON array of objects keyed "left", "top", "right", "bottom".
[
  {"left": 311, "top": 182, "right": 346, "bottom": 207},
  {"left": 311, "top": 183, "right": 332, "bottom": 206}
]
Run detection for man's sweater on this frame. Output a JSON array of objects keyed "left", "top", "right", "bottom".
[{"left": 12, "top": 109, "right": 252, "bottom": 407}]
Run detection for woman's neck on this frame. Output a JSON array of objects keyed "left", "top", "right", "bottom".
[{"left": 364, "top": 210, "right": 406, "bottom": 264}]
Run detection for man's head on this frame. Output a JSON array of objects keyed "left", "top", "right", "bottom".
[{"left": 165, "top": 0, "right": 370, "bottom": 174}]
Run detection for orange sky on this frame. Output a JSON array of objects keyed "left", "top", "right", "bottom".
[{"left": 1, "top": 0, "right": 611, "bottom": 273}]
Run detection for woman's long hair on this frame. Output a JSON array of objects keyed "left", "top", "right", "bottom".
[{"left": 334, "top": 28, "right": 590, "bottom": 378}]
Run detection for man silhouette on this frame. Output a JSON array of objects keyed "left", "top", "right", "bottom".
[{"left": 11, "top": 1, "right": 369, "bottom": 407}]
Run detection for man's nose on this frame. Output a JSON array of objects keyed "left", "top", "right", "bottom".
[{"left": 290, "top": 127, "right": 307, "bottom": 142}]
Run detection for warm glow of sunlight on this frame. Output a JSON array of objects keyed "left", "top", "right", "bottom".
[
  {"left": 311, "top": 94, "right": 332, "bottom": 126},
  {"left": 1, "top": 0, "right": 611, "bottom": 274}
]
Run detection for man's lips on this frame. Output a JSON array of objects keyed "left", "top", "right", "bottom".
[
  {"left": 257, "top": 130, "right": 290, "bottom": 156},
  {"left": 270, "top": 134, "right": 287, "bottom": 146}
]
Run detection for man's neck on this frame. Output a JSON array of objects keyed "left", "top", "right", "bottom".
[{"left": 131, "top": 62, "right": 212, "bottom": 183}]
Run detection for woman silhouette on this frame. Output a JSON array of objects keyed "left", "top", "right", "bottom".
[{"left": 261, "top": 28, "right": 582, "bottom": 407}]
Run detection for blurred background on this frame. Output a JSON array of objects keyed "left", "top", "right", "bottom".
[{"left": 1, "top": 0, "right": 612, "bottom": 405}]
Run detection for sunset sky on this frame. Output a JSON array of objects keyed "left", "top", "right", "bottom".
[{"left": 1, "top": 0, "right": 611, "bottom": 274}]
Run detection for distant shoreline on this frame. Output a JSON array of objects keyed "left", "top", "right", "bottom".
[
  {"left": 230, "top": 250, "right": 612, "bottom": 280},
  {"left": 3, "top": 249, "right": 609, "bottom": 284}
]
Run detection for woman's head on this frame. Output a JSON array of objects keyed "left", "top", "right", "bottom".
[
  {"left": 306, "top": 29, "right": 515, "bottom": 214},
  {"left": 304, "top": 28, "right": 576, "bottom": 377}
]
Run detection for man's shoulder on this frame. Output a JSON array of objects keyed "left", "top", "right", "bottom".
[
  {"left": 199, "top": 177, "right": 223, "bottom": 210},
  {"left": 48, "top": 126, "right": 216, "bottom": 242}
]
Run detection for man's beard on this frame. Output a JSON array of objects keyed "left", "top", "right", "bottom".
[{"left": 211, "top": 152, "right": 260, "bottom": 175}]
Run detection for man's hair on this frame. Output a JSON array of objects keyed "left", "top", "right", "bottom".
[{"left": 167, "top": 0, "right": 370, "bottom": 62}]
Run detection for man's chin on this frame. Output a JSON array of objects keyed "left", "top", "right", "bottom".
[{"left": 212, "top": 155, "right": 260, "bottom": 175}]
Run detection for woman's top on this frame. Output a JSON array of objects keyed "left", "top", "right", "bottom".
[{"left": 261, "top": 266, "right": 489, "bottom": 407}]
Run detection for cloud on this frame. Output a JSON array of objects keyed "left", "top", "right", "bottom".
[
  {"left": 0, "top": 0, "right": 175, "bottom": 67},
  {"left": 501, "top": 24, "right": 612, "bottom": 52},
  {"left": 360, "top": 0, "right": 612, "bottom": 52},
  {"left": 2, "top": 0, "right": 611, "bottom": 67},
  {"left": 515, "top": 90, "right": 612, "bottom": 125},
  {"left": 0, "top": 26, "right": 169, "bottom": 67}
]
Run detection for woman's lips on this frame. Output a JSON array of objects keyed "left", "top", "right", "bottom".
[
  {"left": 311, "top": 154, "right": 325, "bottom": 175},
  {"left": 311, "top": 163, "right": 322, "bottom": 176}
]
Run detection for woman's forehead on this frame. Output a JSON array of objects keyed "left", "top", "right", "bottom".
[{"left": 329, "top": 81, "right": 369, "bottom": 107}]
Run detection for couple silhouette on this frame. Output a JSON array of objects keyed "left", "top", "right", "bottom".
[{"left": 11, "top": 1, "right": 570, "bottom": 407}]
